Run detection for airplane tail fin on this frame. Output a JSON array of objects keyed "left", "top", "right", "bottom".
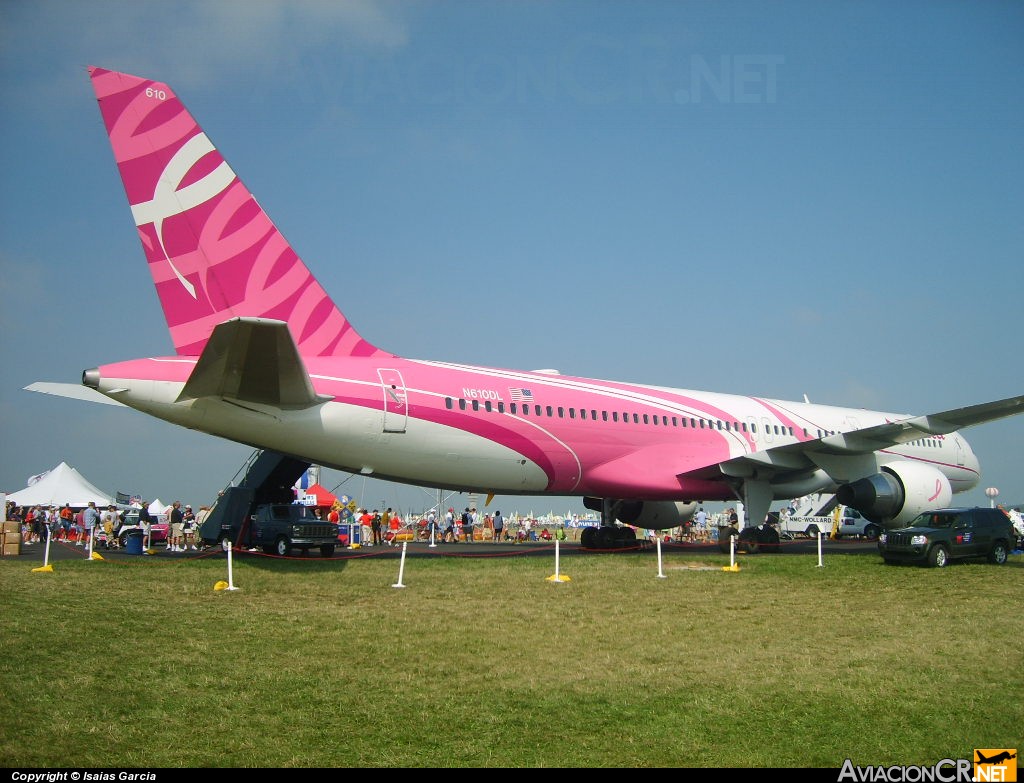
[{"left": 87, "top": 66, "right": 391, "bottom": 359}]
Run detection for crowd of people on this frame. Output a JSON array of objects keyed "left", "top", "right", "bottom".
[
  {"left": 4, "top": 499, "right": 211, "bottom": 551},
  {"left": 10, "top": 497, "right": 1024, "bottom": 553}
]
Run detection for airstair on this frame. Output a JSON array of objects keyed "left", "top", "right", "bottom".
[{"left": 198, "top": 450, "right": 311, "bottom": 544}]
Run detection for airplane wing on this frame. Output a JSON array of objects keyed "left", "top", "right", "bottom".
[
  {"left": 24, "top": 382, "right": 128, "bottom": 407},
  {"left": 720, "top": 394, "right": 1024, "bottom": 477},
  {"left": 177, "top": 317, "right": 331, "bottom": 409}
]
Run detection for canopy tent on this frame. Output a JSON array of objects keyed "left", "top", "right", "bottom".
[
  {"left": 7, "top": 462, "right": 114, "bottom": 508},
  {"left": 297, "top": 483, "right": 337, "bottom": 509},
  {"left": 148, "top": 499, "right": 169, "bottom": 518}
]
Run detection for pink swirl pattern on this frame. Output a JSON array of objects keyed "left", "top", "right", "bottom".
[{"left": 88, "top": 66, "right": 391, "bottom": 359}]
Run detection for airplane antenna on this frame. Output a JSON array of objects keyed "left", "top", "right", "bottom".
[{"left": 803, "top": 394, "right": 811, "bottom": 404}]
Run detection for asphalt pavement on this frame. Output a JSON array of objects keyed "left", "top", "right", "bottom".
[{"left": 6, "top": 532, "right": 881, "bottom": 563}]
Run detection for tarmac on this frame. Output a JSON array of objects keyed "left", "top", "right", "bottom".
[{"left": 6, "top": 532, "right": 881, "bottom": 563}]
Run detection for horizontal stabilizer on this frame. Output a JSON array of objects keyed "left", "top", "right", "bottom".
[
  {"left": 24, "top": 382, "right": 127, "bottom": 407},
  {"left": 178, "top": 318, "right": 330, "bottom": 409}
]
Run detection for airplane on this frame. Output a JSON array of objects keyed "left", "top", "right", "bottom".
[
  {"left": 26, "top": 66, "right": 1024, "bottom": 549},
  {"left": 976, "top": 751, "right": 1016, "bottom": 765}
]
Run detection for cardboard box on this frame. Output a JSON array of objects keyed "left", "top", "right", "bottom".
[
  {"left": 2, "top": 542, "right": 20, "bottom": 556},
  {"left": 2, "top": 520, "right": 20, "bottom": 534},
  {"left": 4, "top": 531, "right": 22, "bottom": 545}
]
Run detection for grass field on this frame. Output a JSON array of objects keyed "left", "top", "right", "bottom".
[{"left": 1, "top": 545, "right": 1021, "bottom": 768}]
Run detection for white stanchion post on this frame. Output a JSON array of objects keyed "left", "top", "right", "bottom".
[
  {"left": 225, "top": 540, "right": 240, "bottom": 590},
  {"left": 656, "top": 536, "right": 666, "bottom": 578},
  {"left": 817, "top": 530, "right": 825, "bottom": 568},
  {"left": 429, "top": 523, "right": 436, "bottom": 548},
  {"left": 43, "top": 531, "right": 52, "bottom": 568},
  {"left": 722, "top": 533, "right": 740, "bottom": 572},
  {"left": 392, "top": 541, "right": 407, "bottom": 588},
  {"left": 546, "top": 537, "right": 571, "bottom": 582},
  {"left": 85, "top": 527, "right": 94, "bottom": 560}
]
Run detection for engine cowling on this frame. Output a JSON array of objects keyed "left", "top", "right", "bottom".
[
  {"left": 615, "top": 500, "right": 698, "bottom": 530},
  {"left": 835, "top": 462, "right": 952, "bottom": 529}
]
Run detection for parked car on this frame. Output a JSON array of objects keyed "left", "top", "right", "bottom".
[
  {"left": 833, "top": 507, "right": 883, "bottom": 541},
  {"left": 115, "top": 509, "right": 169, "bottom": 547},
  {"left": 877, "top": 507, "right": 1015, "bottom": 568}
]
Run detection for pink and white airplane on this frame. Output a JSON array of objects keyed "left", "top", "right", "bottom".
[{"left": 28, "top": 67, "right": 1024, "bottom": 547}]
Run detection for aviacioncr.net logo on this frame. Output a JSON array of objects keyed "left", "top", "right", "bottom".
[{"left": 974, "top": 749, "right": 1017, "bottom": 783}]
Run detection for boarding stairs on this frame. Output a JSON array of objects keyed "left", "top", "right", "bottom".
[{"left": 198, "top": 449, "right": 311, "bottom": 544}]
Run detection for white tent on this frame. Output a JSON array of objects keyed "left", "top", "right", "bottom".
[
  {"left": 149, "top": 499, "right": 169, "bottom": 518},
  {"left": 7, "top": 462, "right": 114, "bottom": 508}
]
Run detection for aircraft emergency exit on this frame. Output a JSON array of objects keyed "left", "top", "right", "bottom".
[{"left": 27, "top": 67, "right": 1024, "bottom": 548}]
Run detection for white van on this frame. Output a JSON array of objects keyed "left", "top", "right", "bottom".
[{"left": 834, "top": 507, "right": 882, "bottom": 540}]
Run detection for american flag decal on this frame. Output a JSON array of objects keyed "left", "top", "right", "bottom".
[{"left": 509, "top": 388, "right": 534, "bottom": 402}]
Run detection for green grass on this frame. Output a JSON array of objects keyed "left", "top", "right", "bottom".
[{"left": 1, "top": 547, "right": 1021, "bottom": 768}]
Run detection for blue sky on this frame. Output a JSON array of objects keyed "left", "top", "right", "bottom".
[{"left": 1, "top": 0, "right": 1021, "bottom": 518}]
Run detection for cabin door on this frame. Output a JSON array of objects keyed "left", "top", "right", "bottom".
[{"left": 378, "top": 368, "right": 408, "bottom": 433}]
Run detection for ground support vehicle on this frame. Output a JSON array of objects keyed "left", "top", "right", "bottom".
[
  {"left": 199, "top": 483, "right": 339, "bottom": 557},
  {"left": 775, "top": 513, "right": 836, "bottom": 540}
]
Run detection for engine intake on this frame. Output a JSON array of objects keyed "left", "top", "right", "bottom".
[{"left": 836, "top": 462, "right": 952, "bottom": 529}]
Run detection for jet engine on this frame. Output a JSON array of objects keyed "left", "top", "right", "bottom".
[{"left": 836, "top": 462, "right": 952, "bottom": 529}]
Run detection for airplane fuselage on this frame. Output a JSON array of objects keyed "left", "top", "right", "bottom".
[{"left": 89, "top": 354, "right": 981, "bottom": 505}]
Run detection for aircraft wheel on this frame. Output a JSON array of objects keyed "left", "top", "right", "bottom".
[
  {"left": 580, "top": 527, "right": 597, "bottom": 548},
  {"left": 738, "top": 527, "right": 760, "bottom": 554},
  {"left": 757, "top": 525, "right": 781, "bottom": 552},
  {"left": 718, "top": 527, "right": 738, "bottom": 554},
  {"left": 596, "top": 526, "right": 619, "bottom": 548}
]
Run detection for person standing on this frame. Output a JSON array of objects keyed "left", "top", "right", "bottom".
[
  {"left": 182, "top": 504, "right": 197, "bottom": 550},
  {"left": 59, "top": 503, "right": 74, "bottom": 541},
  {"left": 693, "top": 507, "right": 708, "bottom": 542},
  {"left": 101, "top": 505, "right": 119, "bottom": 549},
  {"left": 371, "top": 509, "right": 383, "bottom": 546},
  {"left": 138, "top": 502, "right": 153, "bottom": 550},
  {"left": 386, "top": 508, "right": 400, "bottom": 545},
  {"left": 167, "top": 501, "right": 184, "bottom": 552},
  {"left": 83, "top": 501, "right": 100, "bottom": 548},
  {"left": 492, "top": 510, "right": 504, "bottom": 543},
  {"left": 426, "top": 508, "right": 437, "bottom": 541},
  {"left": 194, "top": 505, "right": 211, "bottom": 549},
  {"left": 359, "top": 508, "right": 373, "bottom": 547}
]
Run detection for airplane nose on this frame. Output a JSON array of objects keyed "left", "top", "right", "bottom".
[{"left": 83, "top": 368, "right": 100, "bottom": 389}]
